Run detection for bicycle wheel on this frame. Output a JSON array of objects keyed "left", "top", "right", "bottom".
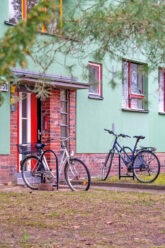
[
  {"left": 64, "top": 158, "right": 91, "bottom": 191},
  {"left": 102, "top": 150, "right": 114, "bottom": 180},
  {"left": 133, "top": 150, "right": 160, "bottom": 183},
  {"left": 22, "top": 155, "right": 44, "bottom": 190}
]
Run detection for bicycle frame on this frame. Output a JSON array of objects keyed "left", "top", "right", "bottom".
[
  {"left": 112, "top": 136, "right": 139, "bottom": 168},
  {"left": 40, "top": 139, "right": 71, "bottom": 181},
  {"left": 58, "top": 141, "right": 71, "bottom": 176}
]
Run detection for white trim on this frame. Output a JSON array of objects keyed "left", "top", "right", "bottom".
[
  {"left": 88, "top": 62, "right": 102, "bottom": 97},
  {"left": 19, "top": 93, "right": 31, "bottom": 171}
]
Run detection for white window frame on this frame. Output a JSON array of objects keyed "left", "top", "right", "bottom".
[
  {"left": 122, "top": 61, "right": 146, "bottom": 110},
  {"left": 88, "top": 62, "right": 102, "bottom": 98},
  {"left": 19, "top": 92, "right": 31, "bottom": 170},
  {"left": 159, "top": 69, "right": 165, "bottom": 113}
]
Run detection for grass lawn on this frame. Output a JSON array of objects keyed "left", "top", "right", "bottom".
[
  {"left": 0, "top": 187, "right": 165, "bottom": 247},
  {"left": 92, "top": 173, "right": 165, "bottom": 185}
]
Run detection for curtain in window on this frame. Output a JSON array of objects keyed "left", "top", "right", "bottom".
[
  {"left": 159, "top": 70, "right": 164, "bottom": 112},
  {"left": 122, "top": 61, "right": 129, "bottom": 108},
  {"left": 89, "top": 66, "right": 99, "bottom": 95}
]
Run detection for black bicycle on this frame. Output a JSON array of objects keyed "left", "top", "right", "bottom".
[{"left": 102, "top": 129, "right": 160, "bottom": 183}]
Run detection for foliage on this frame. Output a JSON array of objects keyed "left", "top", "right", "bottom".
[
  {"left": 0, "top": 0, "right": 59, "bottom": 83},
  {"left": 63, "top": 0, "right": 165, "bottom": 67},
  {"left": 0, "top": 0, "right": 165, "bottom": 102}
]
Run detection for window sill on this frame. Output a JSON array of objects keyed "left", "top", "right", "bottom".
[
  {"left": 4, "top": 21, "right": 16, "bottom": 26},
  {"left": 88, "top": 95, "right": 104, "bottom": 100},
  {"left": 159, "top": 112, "right": 165, "bottom": 115},
  {"left": 4, "top": 21, "right": 62, "bottom": 37},
  {"left": 122, "top": 108, "right": 149, "bottom": 113}
]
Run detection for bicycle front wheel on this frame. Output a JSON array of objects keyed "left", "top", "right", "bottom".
[
  {"left": 64, "top": 158, "right": 91, "bottom": 191},
  {"left": 102, "top": 150, "right": 114, "bottom": 180},
  {"left": 133, "top": 151, "right": 160, "bottom": 183},
  {"left": 22, "top": 155, "right": 44, "bottom": 190}
]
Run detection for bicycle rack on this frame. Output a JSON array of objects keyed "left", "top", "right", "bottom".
[
  {"left": 119, "top": 155, "right": 135, "bottom": 180},
  {"left": 40, "top": 150, "right": 59, "bottom": 190}
]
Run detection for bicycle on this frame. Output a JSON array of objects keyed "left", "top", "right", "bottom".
[
  {"left": 17, "top": 137, "right": 91, "bottom": 191},
  {"left": 102, "top": 129, "right": 160, "bottom": 183}
]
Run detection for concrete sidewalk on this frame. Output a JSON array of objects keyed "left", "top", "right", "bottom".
[{"left": 91, "top": 181, "right": 165, "bottom": 194}]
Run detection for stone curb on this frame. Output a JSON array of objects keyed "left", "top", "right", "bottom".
[{"left": 91, "top": 181, "right": 165, "bottom": 190}]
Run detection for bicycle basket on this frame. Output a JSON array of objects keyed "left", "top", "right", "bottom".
[{"left": 16, "top": 143, "right": 38, "bottom": 155}]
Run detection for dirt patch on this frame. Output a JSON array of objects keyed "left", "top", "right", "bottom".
[
  {"left": 0, "top": 184, "right": 70, "bottom": 193},
  {"left": 0, "top": 187, "right": 165, "bottom": 247}
]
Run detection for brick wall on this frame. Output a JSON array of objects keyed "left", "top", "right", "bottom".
[{"left": 41, "top": 89, "right": 61, "bottom": 173}]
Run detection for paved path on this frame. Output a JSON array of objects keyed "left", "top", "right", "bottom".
[{"left": 91, "top": 185, "right": 165, "bottom": 194}]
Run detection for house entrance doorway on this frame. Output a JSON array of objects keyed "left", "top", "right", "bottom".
[{"left": 17, "top": 92, "right": 41, "bottom": 172}]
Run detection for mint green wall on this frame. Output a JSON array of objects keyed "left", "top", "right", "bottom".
[
  {"left": 0, "top": 0, "right": 9, "bottom": 36},
  {"left": 0, "top": 1, "right": 10, "bottom": 154},
  {"left": 0, "top": 89, "right": 10, "bottom": 154},
  {"left": 1, "top": 0, "right": 165, "bottom": 155},
  {"left": 76, "top": 57, "right": 165, "bottom": 153}
]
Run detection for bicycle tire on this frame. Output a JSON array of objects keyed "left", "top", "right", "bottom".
[
  {"left": 64, "top": 158, "right": 91, "bottom": 191},
  {"left": 133, "top": 150, "right": 160, "bottom": 183},
  {"left": 22, "top": 155, "right": 44, "bottom": 190},
  {"left": 102, "top": 150, "right": 114, "bottom": 180}
]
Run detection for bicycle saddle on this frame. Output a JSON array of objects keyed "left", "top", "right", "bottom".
[
  {"left": 133, "top": 136, "right": 145, "bottom": 139},
  {"left": 35, "top": 143, "right": 46, "bottom": 149}
]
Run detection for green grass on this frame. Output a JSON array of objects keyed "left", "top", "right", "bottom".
[{"left": 92, "top": 173, "right": 165, "bottom": 185}]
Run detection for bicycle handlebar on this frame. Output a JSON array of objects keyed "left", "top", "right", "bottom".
[{"left": 104, "top": 129, "right": 131, "bottom": 138}]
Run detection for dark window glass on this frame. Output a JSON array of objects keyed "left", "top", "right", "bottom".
[{"left": 89, "top": 66, "right": 98, "bottom": 95}]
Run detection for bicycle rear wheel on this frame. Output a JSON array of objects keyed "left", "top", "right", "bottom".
[
  {"left": 22, "top": 155, "right": 44, "bottom": 190},
  {"left": 133, "top": 150, "right": 160, "bottom": 183},
  {"left": 64, "top": 158, "right": 91, "bottom": 191},
  {"left": 102, "top": 150, "right": 114, "bottom": 180}
]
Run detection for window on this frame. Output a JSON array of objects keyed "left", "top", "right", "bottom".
[
  {"left": 122, "top": 61, "right": 148, "bottom": 110},
  {"left": 158, "top": 68, "right": 165, "bottom": 112},
  {"left": 9, "top": 0, "right": 39, "bottom": 23},
  {"left": 60, "top": 89, "right": 69, "bottom": 150},
  {"left": 9, "top": 0, "right": 63, "bottom": 34},
  {"left": 88, "top": 62, "right": 102, "bottom": 98}
]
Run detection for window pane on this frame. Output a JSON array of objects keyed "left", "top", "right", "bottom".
[
  {"left": 131, "top": 98, "right": 143, "bottom": 110},
  {"left": 89, "top": 66, "right": 98, "bottom": 94},
  {"left": 9, "top": 0, "right": 39, "bottom": 23},
  {"left": 159, "top": 70, "right": 164, "bottom": 112},
  {"left": 61, "top": 90, "right": 68, "bottom": 101},
  {"left": 9, "top": 0, "right": 22, "bottom": 23},
  {"left": 27, "top": 0, "right": 39, "bottom": 14},
  {"left": 22, "top": 97, "right": 27, "bottom": 118},
  {"left": 131, "top": 63, "right": 144, "bottom": 95},
  {"left": 22, "top": 119, "right": 27, "bottom": 144},
  {"left": 131, "top": 63, "right": 138, "bottom": 94},
  {"left": 47, "top": 10, "right": 60, "bottom": 34},
  {"left": 122, "top": 61, "right": 129, "bottom": 108},
  {"left": 61, "top": 126, "right": 67, "bottom": 138},
  {"left": 61, "top": 102, "right": 67, "bottom": 113},
  {"left": 61, "top": 114, "right": 67, "bottom": 125}
]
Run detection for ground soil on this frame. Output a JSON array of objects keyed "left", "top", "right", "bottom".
[{"left": 0, "top": 185, "right": 165, "bottom": 248}]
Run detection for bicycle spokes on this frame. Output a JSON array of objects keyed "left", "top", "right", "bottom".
[
  {"left": 133, "top": 151, "right": 160, "bottom": 183},
  {"left": 65, "top": 158, "right": 90, "bottom": 191}
]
